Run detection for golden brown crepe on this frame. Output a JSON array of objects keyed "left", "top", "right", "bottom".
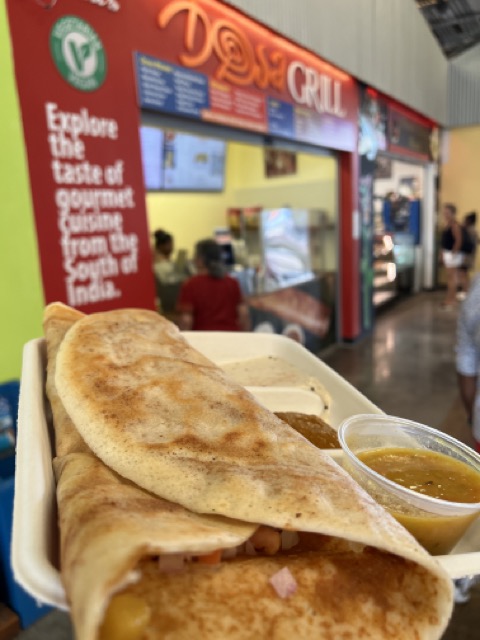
[
  {"left": 48, "top": 305, "right": 454, "bottom": 639},
  {"left": 100, "top": 543, "right": 445, "bottom": 640},
  {"left": 55, "top": 455, "right": 448, "bottom": 640},
  {"left": 54, "top": 310, "right": 447, "bottom": 558},
  {"left": 44, "top": 303, "right": 88, "bottom": 456},
  {"left": 45, "top": 304, "right": 255, "bottom": 640},
  {"left": 55, "top": 453, "right": 255, "bottom": 640}
]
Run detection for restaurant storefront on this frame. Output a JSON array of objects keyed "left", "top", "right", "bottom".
[{"left": 6, "top": 0, "right": 361, "bottom": 350}]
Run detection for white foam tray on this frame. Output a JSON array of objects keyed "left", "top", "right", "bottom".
[{"left": 12, "top": 333, "right": 479, "bottom": 611}]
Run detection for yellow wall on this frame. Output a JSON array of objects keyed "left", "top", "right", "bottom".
[
  {"left": 0, "top": 1, "right": 44, "bottom": 382},
  {"left": 146, "top": 190, "right": 231, "bottom": 256},
  {"left": 146, "top": 141, "right": 337, "bottom": 256},
  {"left": 441, "top": 127, "right": 480, "bottom": 269},
  {"left": 230, "top": 144, "right": 336, "bottom": 213}
]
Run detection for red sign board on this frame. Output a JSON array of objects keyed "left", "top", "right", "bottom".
[
  {"left": 137, "top": 0, "right": 358, "bottom": 151},
  {"left": 6, "top": 0, "right": 156, "bottom": 312},
  {"left": 6, "top": 0, "right": 358, "bottom": 314},
  {"left": 388, "top": 105, "right": 436, "bottom": 162}
]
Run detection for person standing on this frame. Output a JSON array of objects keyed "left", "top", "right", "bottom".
[
  {"left": 177, "top": 239, "right": 250, "bottom": 331},
  {"left": 456, "top": 212, "right": 478, "bottom": 299},
  {"left": 456, "top": 274, "right": 480, "bottom": 453},
  {"left": 441, "top": 203, "right": 466, "bottom": 308},
  {"left": 465, "top": 211, "right": 479, "bottom": 256},
  {"left": 153, "top": 229, "right": 176, "bottom": 284}
]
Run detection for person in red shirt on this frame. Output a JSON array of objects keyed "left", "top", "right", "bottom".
[{"left": 177, "top": 239, "right": 250, "bottom": 331}]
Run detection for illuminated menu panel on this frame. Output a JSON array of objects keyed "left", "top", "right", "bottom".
[
  {"left": 163, "top": 130, "right": 226, "bottom": 192},
  {"left": 139, "top": 126, "right": 164, "bottom": 190}
]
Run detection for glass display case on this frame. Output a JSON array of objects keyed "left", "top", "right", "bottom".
[
  {"left": 226, "top": 206, "right": 338, "bottom": 352},
  {"left": 226, "top": 206, "right": 336, "bottom": 295},
  {"left": 373, "top": 233, "right": 397, "bottom": 307},
  {"left": 373, "top": 231, "right": 415, "bottom": 307}
]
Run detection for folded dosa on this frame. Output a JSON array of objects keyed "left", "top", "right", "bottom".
[
  {"left": 45, "top": 304, "right": 254, "bottom": 640},
  {"left": 55, "top": 453, "right": 449, "bottom": 640},
  {"left": 50, "top": 306, "right": 453, "bottom": 638},
  {"left": 55, "top": 454, "right": 255, "bottom": 640},
  {"left": 55, "top": 311, "right": 450, "bottom": 558}
]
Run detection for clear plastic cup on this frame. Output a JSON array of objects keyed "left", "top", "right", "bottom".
[{"left": 338, "top": 414, "right": 480, "bottom": 555}]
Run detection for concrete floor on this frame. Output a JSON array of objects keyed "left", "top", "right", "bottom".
[{"left": 15, "top": 291, "right": 479, "bottom": 639}]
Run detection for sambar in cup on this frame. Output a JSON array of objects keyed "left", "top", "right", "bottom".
[{"left": 338, "top": 415, "right": 480, "bottom": 555}]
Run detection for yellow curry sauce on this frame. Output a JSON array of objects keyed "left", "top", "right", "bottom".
[
  {"left": 274, "top": 412, "right": 339, "bottom": 449},
  {"left": 357, "top": 448, "right": 480, "bottom": 555}
]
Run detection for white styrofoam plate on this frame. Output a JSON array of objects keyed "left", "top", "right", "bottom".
[
  {"left": 185, "top": 331, "right": 383, "bottom": 430},
  {"left": 13, "top": 339, "right": 67, "bottom": 609},
  {"left": 12, "top": 332, "right": 479, "bottom": 610},
  {"left": 248, "top": 386, "right": 326, "bottom": 415}
]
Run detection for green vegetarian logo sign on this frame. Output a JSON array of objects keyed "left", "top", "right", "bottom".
[{"left": 50, "top": 16, "right": 106, "bottom": 92}]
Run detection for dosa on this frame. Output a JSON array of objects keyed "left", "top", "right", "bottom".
[
  {"left": 48, "top": 305, "right": 453, "bottom": 639},
  {"left": 45, "top": 304, "right": 254, "bottom": 640}
]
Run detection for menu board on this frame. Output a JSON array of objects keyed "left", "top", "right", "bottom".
[
  {"left": 139, "top": 126, "right": 164, "bottom": 191},
  {"left": 163, "top": 131, "right": 226, "bottom": 191}
]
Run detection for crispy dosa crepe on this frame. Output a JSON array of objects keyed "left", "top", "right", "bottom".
[
  {"left": 55, "top": 454, "right": 449, "bottom": 640},
  {"left": 55, "top": 454, "right": 256, "bottom": 640},
  {"left": 54, "top": 311, "right": 445, "bottom": 553},
  {"left": 44, "top": 303, "right": 88, "bottom": 456},
  {"left": 44, "top": 303, "right": 255, "bottom": 639},
  {"left": 54, "top": 309, "right": 453, "bottom": 635},
  {"left": 49, "top": 305, "right": 453, "bottom": 638}
]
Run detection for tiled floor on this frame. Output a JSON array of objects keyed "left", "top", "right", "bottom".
[{"left": 14, "top": 291, "right": 479, "bottom": 639}]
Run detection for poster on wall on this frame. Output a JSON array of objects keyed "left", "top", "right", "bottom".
[
  {"left": 248, "top": 276, "right": 336, "bottom": 353},
  {"left": 374, "top": 156, "right": 392, "bottom": 179},
  {"left": 358, "top": 89, "right": 387, "bottom": 161},
  {"left": 6, "top": 1, "right": 156, "bottom": 312},
  {"left": 264, "top": 149, "right": 297, "bottom": 177}
]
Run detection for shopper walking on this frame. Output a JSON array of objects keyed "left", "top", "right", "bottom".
[{"left": 441, "top": 203, "right": 467, "bottom": 308}]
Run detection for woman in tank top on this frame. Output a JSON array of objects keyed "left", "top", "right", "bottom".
[{"left": 441, "top": 203, "right": 467, "bottom": 308}]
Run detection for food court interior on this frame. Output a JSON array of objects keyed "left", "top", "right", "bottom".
[{"left": 4, "top": 0, "right": 480, "bottom": 639}]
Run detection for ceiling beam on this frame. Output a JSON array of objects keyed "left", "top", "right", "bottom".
[{"left": 428, "top": 12, "right": 480, "bottom": 28}]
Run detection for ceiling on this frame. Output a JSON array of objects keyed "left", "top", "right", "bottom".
[{"left": 416, "top": 0, "right": 480, "bottom": 57}]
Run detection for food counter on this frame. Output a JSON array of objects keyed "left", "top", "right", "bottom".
[
  {"left": 227, "top": 206, "right": 338, "bottom": 352},
  {"left": 155, "top": 206, "right": 338, "bottom": 352}
]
